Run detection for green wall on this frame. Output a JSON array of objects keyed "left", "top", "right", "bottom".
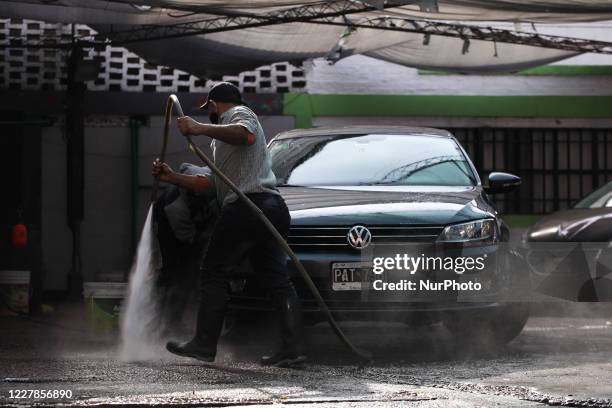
[{"left": 283, "top": 94, "right": 612, "bottom": 128}]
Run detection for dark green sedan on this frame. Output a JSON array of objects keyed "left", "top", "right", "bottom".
[{"left": 229, "top": 126, "right": 530, "bottom": 344}]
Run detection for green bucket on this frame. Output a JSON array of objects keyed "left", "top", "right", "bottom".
[
  {"left": 83, "top": 282, "right": 126, "bottom": 333},
  {"left": 0, "top": 270, "right": 30, "bottom": 316}
]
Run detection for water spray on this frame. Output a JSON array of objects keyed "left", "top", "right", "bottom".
[
  {"left": 162, "top": 94, "right": 372, "bottom": 363},
  {"left": 120, "top": 95, "right": 175, "bottom": 360}
]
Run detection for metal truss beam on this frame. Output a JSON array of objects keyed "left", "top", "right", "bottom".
[
  {"left": 2, "top": 0, "right": 612, "bottom": 55},
  {"left": 0, "top": 0, "right": 394, "bottom": 48},
  {"left": 97, "top": 0, "right": 393, "bottom": 45},
  {"left": 315, "top": 17, "right": 612, "bottom": 54}
]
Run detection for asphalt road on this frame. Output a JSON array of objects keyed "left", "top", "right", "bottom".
[{"left": 2, "top": 305, "right": 612, "bottom": 407}]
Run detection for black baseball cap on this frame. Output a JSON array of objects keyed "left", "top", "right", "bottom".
[{"left": 199, "top": 81, "right": 245, "bottom": 110}]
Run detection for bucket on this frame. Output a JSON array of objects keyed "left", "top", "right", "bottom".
[
  {"left": 0, "top": 270, "right": 30, "bottom": 316},
  {"left": 83, "top": 282, "right": 126, "bottom": 333}
]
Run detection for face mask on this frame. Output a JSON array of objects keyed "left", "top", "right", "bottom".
[{"left": 209, "top": 112, "right": 219, "bottom": 124}]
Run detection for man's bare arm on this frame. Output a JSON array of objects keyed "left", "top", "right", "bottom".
[
  {"left": 168, "top": 173, "right": 212, "bottom": 194},
  {"left": 177, "top": 116, "right": 255, "bottom": 146},
  {"left": 152, "top": 159, "right": 212, "bottom": 193}
]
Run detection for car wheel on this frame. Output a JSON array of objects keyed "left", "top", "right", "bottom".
[{"left": 442, "top": 303, "right": 530, "bottom": 345}]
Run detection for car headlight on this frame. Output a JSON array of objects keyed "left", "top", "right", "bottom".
[{"left": 438, "top": 219, "right": 497, "bottom": 243}]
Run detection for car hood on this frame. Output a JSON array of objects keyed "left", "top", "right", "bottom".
[
  {"left": 527, "top": 208, "right": 612, "bottom": 242},
  {"left": 279, "top": 185, "right": 493, "bottom": 226}
]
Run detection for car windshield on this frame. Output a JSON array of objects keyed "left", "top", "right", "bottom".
[
  {"left": 269, "top": 133, "right": 477, "bottom": 187},
  {"left": 574, "top": 181, "right": 612, "bottom": 208}
]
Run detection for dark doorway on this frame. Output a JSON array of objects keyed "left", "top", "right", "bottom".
[{"left": 0, "top": 110, "right": 42, "bottom": 312}]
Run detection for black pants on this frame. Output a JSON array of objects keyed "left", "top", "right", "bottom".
[{"left": 195, "top": 192, "right": 296, "bottom": 345}]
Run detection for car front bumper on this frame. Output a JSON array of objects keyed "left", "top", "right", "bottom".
[{"left": 228, "top": 242, "right": 528, "bottom": 316}]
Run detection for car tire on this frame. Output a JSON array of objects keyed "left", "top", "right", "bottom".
[{"left": 442, "top": 303, "right": 530, "bottom": 345}]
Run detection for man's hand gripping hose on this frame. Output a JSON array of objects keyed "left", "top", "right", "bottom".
[{"left": 155, "top": 94, "right": 373, "bottom": 363}]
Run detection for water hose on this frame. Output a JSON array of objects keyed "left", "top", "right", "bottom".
[
  {"left": 150, "top": 95, "right": 173, "bottom": 202},
  {"left": 158, "top": 94, "right": 372, "bottom": 362}
]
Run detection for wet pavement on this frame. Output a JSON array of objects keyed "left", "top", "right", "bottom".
[{"left": 2, "top": 305, "right": 612, "bottom": 407}]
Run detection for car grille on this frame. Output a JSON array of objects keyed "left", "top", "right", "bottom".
[{"left": 288, "top": 225, "right": 445, "bottom": 250}]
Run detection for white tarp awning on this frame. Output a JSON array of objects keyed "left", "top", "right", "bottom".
[
  {"left": 0, "top": 0, "right": 609, "bottom": 76},
  {"left": 5, "top": 1, "right": 612, "bottom": 24}
]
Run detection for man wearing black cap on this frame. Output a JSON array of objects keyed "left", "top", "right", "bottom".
[{"left": 162, "top": 81, "right": 306, "bottom": 367}]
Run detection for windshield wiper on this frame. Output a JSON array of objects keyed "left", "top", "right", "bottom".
[
  {"left": 448, "top": 160, "right": 477, "bottom": 185},
  {"left": 364, "top": 160, "right": 477, "bottom": 186}
]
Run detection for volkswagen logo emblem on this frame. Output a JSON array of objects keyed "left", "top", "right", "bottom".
[{"left": 347, "top": 225, "right": 372, "bottom": 250}]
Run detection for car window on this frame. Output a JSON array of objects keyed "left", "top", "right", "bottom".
[
  {"left": 269, "top": 133, "right": 477, "bottom": 187},
  {"left": 574, "top": 181, "right": 612, "bottom": 208}
]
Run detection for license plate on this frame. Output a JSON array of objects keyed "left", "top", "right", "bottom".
[{"left": 331, "top": 262, "right": 373, "bottom": 291}]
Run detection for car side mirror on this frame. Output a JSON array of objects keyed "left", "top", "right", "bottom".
[{"left": 485, "top": 172, "right": 521, "bottom": 194}]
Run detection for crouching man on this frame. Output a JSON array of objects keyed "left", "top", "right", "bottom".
[{"left": 151, "top": 81, "right": 305, "bottom": 367}]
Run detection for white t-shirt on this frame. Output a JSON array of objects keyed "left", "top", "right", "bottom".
[{"left": 211, "top": 105, "right": 279, "bottom": 206}]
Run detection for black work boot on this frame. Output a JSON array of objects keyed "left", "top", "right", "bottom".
[
  {"left": 166, "top": 338, "right": 215, "bottom": 362},
  {"left": 166, "top": 297, "right": 226, "bottom": 362},
  {"left": 261, "top": 292, "right": 307, "bottom": 367}
]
